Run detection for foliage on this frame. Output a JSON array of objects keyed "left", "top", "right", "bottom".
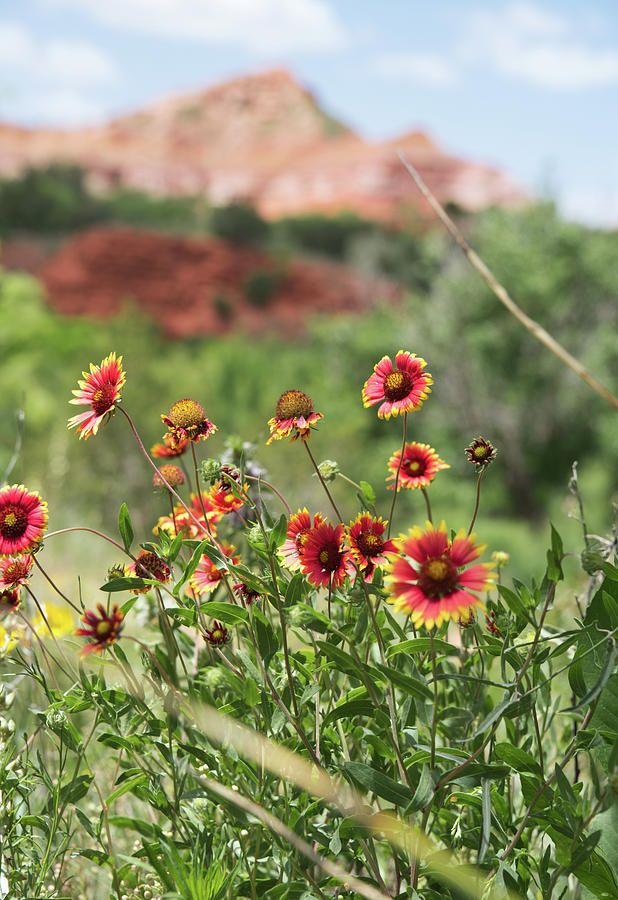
[
  {"left": 0, "top": 340, "right": 617, "bottom": 900},
  {"left": 243, "top": 269, "right": 279, "bottom": 307},
  {"left": 209, "top": 201, "right": 270, "bottom": 246}
]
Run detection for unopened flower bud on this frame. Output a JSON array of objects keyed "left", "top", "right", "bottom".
[
  {"left": 317, "top": 459, "right": 340, "bottom": 483},
  {"left": 491, "top": 550, "right": 510, "bottom": 567},
  {"left": 201, "top": 459, "right": 222, "bottom": 484},
  {"left": 465, "top": 436, "right": 497, "bottom": 468}
]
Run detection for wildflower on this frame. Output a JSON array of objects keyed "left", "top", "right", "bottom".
[
  {"left": 151, "top": 435, "right": 189, "bottom": 458},
  {"left": 68, "top": 352, "right": 126, "bottom": 439},
  {"left": 208, "top": 482, "right": 245, "bottom": 516},
  {"left": 233, "top": 582, "right": 261, "bottom": 607},
  {"left": 203, "top": 620, "right": 230, "bottom": 646},
  {"left": 0, "top": 485, "right": 48, "bottom": 558},
  {"left": 153, "top": 464, "right": 185, "bottom": 490},
  {"left": 387, "top": 442, "right": 449, "bottom": 491},
  {"left": 385, "top": 521, "right": 495, "bottom": 630},
  {"left": 107, "top": 562, "right": 126, "bottom": 581},
  {"left": 154, "top": 491, "right": 220, "bottom": 540},
  {"left": 0, "top": 588, "right": 20, "bottom": 618},
  {"left": 0, "top": 554, "right": 33, "bottom": 588},
  {"left": 491, "top": 550, "right": 510, "bottom": 567},
  {"left": 362, "top": 350, "right": 432, "bottom": 419},
  {"left": 458, "top": 607, "right": 476, "bottom": 627},
  {"left": 465, "top": 436, "right": 497, "bottom": 468},
  {"left": 281, "top": 509, "right": 325, "bottom": 570},
  {"left": 127, "top": 550, "right": 171, "bottom": 593},
  {"left": 267, "top": 390, "right": 323, "bottom": 444},
  {"left": 299, "top": 521, "right": 354, "bottom": 590},
  {"left": 76, "top": 603, "right": 124, "bottom": 655},
  {"left": 161, "top": 399, "right": 216, "bottom": 449},
  {"left": 347, "top": 513, "right": 398, "bottom": 579},
  {"left": 190, "top": 543, "right": 240, "bottom": 595}
]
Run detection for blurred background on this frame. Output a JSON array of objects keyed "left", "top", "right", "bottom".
[{"left": 1, "top": 0, "right": 617, "bottom": 588}]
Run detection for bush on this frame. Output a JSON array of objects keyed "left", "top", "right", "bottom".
[
  {"left": 244, "top": 269, "right": 279, "bottom": 307},
  {"left": 209, "top": 201, "right": 269, "bottom": 245}
]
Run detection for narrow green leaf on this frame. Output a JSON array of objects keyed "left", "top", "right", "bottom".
[
  {"left": 374, "top": 662, "right": 433, "bottom": 701},
  {"left": 199, "top": 601, "right": 249, "bottom": 625},
  {"left": 388, "top": 638, "right": 460, "bottom": 658},
  {"left": 359, "top": 480, "right": 376, "bottom": 504},
  {"left": 270, "top": 513, "right": 288, "bottom": 550},
  {"left": 478, "top": 778, "right": 492, "bottom": 863},
  {"left": 342, "top": 761, "right": 413, "bottom": 808},
  {"left": 118, "top": 503, "right": 134, "bottom": 553},
  {"left": 323, "top": 698, "right": 375, "bottom": 728},
  {"left": 173, "top": 539, "right": 211, "bottom": 596},
  {"left": 406, "top": 764, "right": 434, "bottom": 813},
  {"left": 458, "top": 694, "right": 517, "bottom": 742},
  {"left": 563, "top": 639, "right": 616, "bottom": 711},
  {"left": 495, "top": 743, "right": 541, "bottom": 775},
  {"left": 284, "top": 572, "right": 305, "bottom": 607},
  {"left": 106, "top": 774, "right": 148, "bottom": 806},
  {"left": 100, "top": 576, "right": 154, "bottom": 593}
]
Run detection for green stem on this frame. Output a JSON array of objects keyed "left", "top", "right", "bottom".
[
  {"left": 304, "top": 441, "right": 344, "bottom": 522},
  {"left": 421, "top": 487, "right": 433, "bottom": 524},
  {"left": 387, "top": 413, "right": 407, "bottom": 538},
  {"left": 467, "top": 466, "right": 486, "bottom": 537},
  {"left": 430, "top": 629, "right": 438, "bottom": 770}
]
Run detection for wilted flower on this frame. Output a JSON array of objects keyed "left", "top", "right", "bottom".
[
  {"left": 0, "top": 485, "right": 48, "bottom": 558},
  {"left": 161, "top": 399, "right": 216, "bottom": 448},
  {"left": 151, "top": 435, "right": 189, "bottom": 458},
  {"left": 203, "top": 620, "right": 230, "bottom": 647},
  {"left": 153, "top": 465, "right": 185, "bottom": 490},
  {"left": 68, "top": 352, "right": 125, "bottom": 439},
  {"left": 267, "top": 390, "right": 323, "bottom": 444},
  {"left": 385, "top": 521, "right": 495, "bottom": 630},
  {"left": 363, "top": 351, "right": 432, "bottom": 419},
  {"left": 76, "top": 603, "right": 124, "bottom": 655}
]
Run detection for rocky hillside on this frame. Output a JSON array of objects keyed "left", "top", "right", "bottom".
[
  {"left": 36, "top": 226, "right": 402, "bottom": 339},
  {"left": 0, "top": 69, "right": 525, "bottom": 222}
]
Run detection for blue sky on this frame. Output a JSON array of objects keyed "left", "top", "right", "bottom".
[{"left": 1, "top": 0, "right": 617, "bottom": 225}]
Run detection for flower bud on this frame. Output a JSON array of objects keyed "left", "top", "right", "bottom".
[{"left": 317, "top": 459, "right": 340, "bottom": 483}]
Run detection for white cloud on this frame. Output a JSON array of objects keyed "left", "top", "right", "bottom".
[
  {"left": 41, "top": 0, "right": 347, "bottom": 53},
  {"left": 373, "top": 52, "right": 458, "bottom": 87},
  {"left": 462, "top": 2, "right": 618, "bottom": 89},
  {"left": 0, "top": 22, "right": 116, "bottom": 126}
]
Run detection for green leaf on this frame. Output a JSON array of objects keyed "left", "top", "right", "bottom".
[
  {"left": 199, "top": 601, "right": 249, "bottom": 625},
  {"left": 322, "top": 698, "right": 376, "bottom": 728},
  {"left": 494, "top": 743, "right": 541, "bottom": 775},
  {"left": 406, "top": 764, "right": 434, "bottom": 813},
  {"left": 388, "top": 638, "right": 460, "bottom": 658},
  {"left": 106, "top": 774, "right": 148, "bottom": 806},
  {"left": 270, "top": 513, "right": 288, "bottom": 550},
  {"left": 107, "top": 816, "right": 158, "bottom": 839},
  {"left": 118, "top": 503, "right": 134, "bottom": 553},
  {"left": 478, "top": 778, "right": 492, "bottom": 863},
  {"left": 563, "top": 639, "right": 616, "bottom": 712},
  {"left": 374, "top": 662, "right": 433, "bottom": 701},
  {"left": 342, "top": 761, "right": 413, "bottom": 809},
  {"left": 253, "top": 608, "right": 278, "bottom": 666},
  {"left": 458, "top": 693, "right": 518, "bottom": 742},
  {"left": 100, "top": 576, "right": 154, "bottom": 593},
  {"left": 316, "top": 640, "right": 364, "bottom": 680},
  {"left": 173, "top": 539, "right": 212, "bottom": 596},
  {"left": 359, "top": 480, "right": 376, "bottom": 504},
  {"left": 243, "top": 677, "right": 260, "bottom": 707},
  {"left": 284, "top": 572, "right": 305, "bottom": 607}
]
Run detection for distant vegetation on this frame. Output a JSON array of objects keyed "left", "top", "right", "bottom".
[{"left": 1, "top": 191, "right": 616, "bottom": 578}]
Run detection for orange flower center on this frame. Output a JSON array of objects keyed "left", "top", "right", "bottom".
[
  {"left": 318, "top": 543, "right": 341, "bottom": 571},
  {"left": 91, "top": 383, "right": 117, "bottom": 416},
  {"left": 356, "top": 532, "right": 383, "bottom": 557},
  {"left": 275, "top": 390, "right": 313, "bottom": 420},
  {"left": 384, "top": 369, "right": 415, "bottom": 402},
  {"left": 0, "top": 505, "right": 28, "bottom": 538},
  {"left": 418, "top": 555, "right": 459, "bottom": 598},
  {"left": 168, "top": 399, "right": 206, "bottom": 428}
]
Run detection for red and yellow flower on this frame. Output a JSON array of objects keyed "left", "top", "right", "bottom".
[
  {"left": 0, "top": 554, "right": 34, "bottom": 588},
  {"left": 68, "top": 352, "right": 126, "bottom": 439},
  {"left": 76, "top": 603, "right": 124, "bottom": 655},
  {"left": 385, "top": 520, "right": 495, "bottom": 629},
  {"left": 190, "top": 542, "right": 240, "bottom": 595},
  {"left": 203, "top": 620, "right": 230, "bottom": 646},
  {"left": 267, "top": 390, "right": 323, "bottom": 444},
  {"left": 362, "top": 350, "right": 432, "bottom": 419},
  {"left": 0, "top": 485, "right": 48, "bottom": 558},
  {"left": 151, "top": 435, "right": 189, "bottom": 458},
  {"left": 299, "top": 521, "right": 354, "bottom": 590},
  {"left": 387, "top": 442, "right": 449, "bottom": 491},
  {"left": 154, "top": 491, "right": 221, "bottom": 540},
  {"left": 347, "top": 514, "right": 398, "bottom": 580},
  {"left": 208, "top": 482, "right": 246, "bottom": 516},
  {"left": 127, "top": 550, "right": 171, "bottom": 593},
  {"left": 0, "top": 587, "right": 20, "bottom": 617},
  {"left": 281, "top": 508, "right": 325, "bottom": 570},
  {"left": 465, "top": 436, "right": 497, "bottom": 468},
  {"left": 161, "top": 399, "right": 216, "bottom": 449}
]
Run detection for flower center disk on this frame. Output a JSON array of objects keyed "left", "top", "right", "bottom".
[
  {"left": 0, "top": 506, "right": 28, "bottom": 538},
  {"left": 384, "top": 370, "right": 415, "bottom": 402},
  {"left": 92, "top": 383, "right": 117, "bottom": 416},
  {"left": 168, "top": 399, "right": 206, "bottom": 428},
  {"left": 418, "top": 555, "right": 459, "bottom": 598},
  {"left": 318, "top": 545, "right": 341, "bottom": 571},
  {"left": 276, "top": 390, "right": 313, "bottom": 420},
  {"left": 357, "top": 533, "right": 383, "bottom": 557}
]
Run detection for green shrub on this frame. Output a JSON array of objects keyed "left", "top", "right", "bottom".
[
  {"left": 244, "top": 269, "right": 279, "bottom": 307},
  {"left": 209, "top": 201, "right": 269, "bottom": 245}
]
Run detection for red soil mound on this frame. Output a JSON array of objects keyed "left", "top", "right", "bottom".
[{"left": 38, "top": 226, "right": 401, "bottom": 339}]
